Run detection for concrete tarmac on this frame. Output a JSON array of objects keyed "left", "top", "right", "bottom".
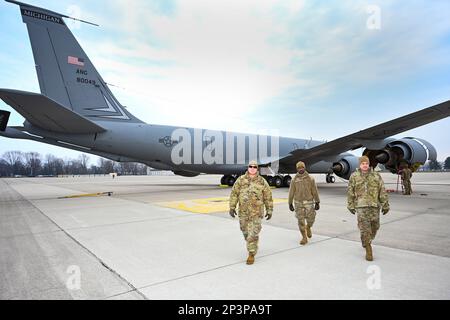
[{"left": 1, "top": 172, "right": 449, "bottom": 299}]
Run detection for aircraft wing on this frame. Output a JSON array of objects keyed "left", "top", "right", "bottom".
[
  {"left": 278, "top": 99, "right": 450, "bottom": 165},
  {"left": 0, "top": 89, "right": 106, "bottom": 134}
]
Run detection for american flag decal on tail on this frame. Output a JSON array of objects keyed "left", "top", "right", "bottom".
[{"left": 68, "top": 56, "right": 85, "bottom": 66}]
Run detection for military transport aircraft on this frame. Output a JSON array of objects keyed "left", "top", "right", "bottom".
[{"left": 1, "top": 0, "right": 449, "bottom": 187}]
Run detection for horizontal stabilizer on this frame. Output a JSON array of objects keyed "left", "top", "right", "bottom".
[{"left": 0, "top": 89, "right": 106, "bottom": 133}]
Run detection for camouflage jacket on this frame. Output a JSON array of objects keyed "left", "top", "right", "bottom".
[
  {"left": 347, "top": 168, "right": 389, "bottom": 211},
  {"left": 288, "top": 172, "right": 320, "bottom": 205},
  {"left": 229, "top": 172, "right": 273, "bottom": 217},
  {"left": 401, "top": 168, "right": 412, "bottom": 180}
]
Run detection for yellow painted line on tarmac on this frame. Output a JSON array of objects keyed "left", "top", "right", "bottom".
[
  {"left": 58, "top": 191, "right": 113, "bottom": 199},
  {"left": 156, "top": 197, "right": 287, "bottom": 214}
]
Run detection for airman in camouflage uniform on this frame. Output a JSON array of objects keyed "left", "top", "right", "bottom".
[
  {"left": 400, "top": 164, "right": 413, "bottom": 195},
  {"left": 347, "top": 156, "right": 390, "bottom": 261},
  {"left": 288, "top": 161, "right": 320, "bottom": 245},
  {"left": 229, "top": 160, "right": 273, "bottom": 265}
]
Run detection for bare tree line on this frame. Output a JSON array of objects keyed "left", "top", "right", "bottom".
[
  {"left": 0, "top": 151, "right": 149, "bottom": 177},
  {"left": 1, "top": 150, "right": 448, "bottom": 178}
]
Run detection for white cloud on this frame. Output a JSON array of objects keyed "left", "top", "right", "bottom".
[
  {"left": 79, "top": 0, "right": 313, "bottom": 132},
  {"left": 73, "top": 0, "right": 449, "bottom": 137}
]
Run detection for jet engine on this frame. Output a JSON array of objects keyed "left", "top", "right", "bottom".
[
  {"left": 363, "top": 137, "right": 436, "bottom": 173},
  {"left": 332, "top": 155, "right": 359, "bottom": 180}
]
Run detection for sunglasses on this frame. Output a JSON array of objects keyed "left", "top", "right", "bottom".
[{"left": 248, "top": 165, "right": 258, "bottom": 169}]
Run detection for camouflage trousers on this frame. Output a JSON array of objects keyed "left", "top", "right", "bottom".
[
  {"left": 294, "top": 202, "right": 316, "bottom": 233},
  {"left": 402, "top": 179, "right": 412, "bottom": 195},
  {"left": 356, "top": 207, "right": 380, "bottom": 246},
  {"left": 239, "top": 214, "right": 262, "bottom": 255}
]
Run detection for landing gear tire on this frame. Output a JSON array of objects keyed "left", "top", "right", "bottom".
[
  {"left": 220, "top": 175, "right": 227, "bottom": 185},
  {"left": 282, "top": 175, "right": 292, "bottom": 188},
  {"left": 223, "top": 175, "right": 236, "bottom": 186},
  {"left": 266, "top": 176, "right": 274, "bottom": 186},
  {"left": 326, "top": 174, "right": 336, "bottom": 184},
  {"left": 273, "top": 176, "right": 283, "bottom": 188}
]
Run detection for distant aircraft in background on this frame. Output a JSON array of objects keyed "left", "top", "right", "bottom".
[{"left": 1, "top": 0, "right": 449, "bottom": 187}]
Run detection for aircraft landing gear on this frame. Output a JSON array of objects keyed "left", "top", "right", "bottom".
[
  {"left": 326, "top": 174, "right": 335, "bottom": 184},
  {"left": 263, "top": 175, "right": 291, "bottom": 188},
  {"left": 282, "top": 175, "right": 292, "bottom": 188},
  {"left": 221, "top": 175, "right": 237, "bottom": 186},
  {"left": 273, "top": 175, "right": 283, "bottom": 188},
  {"left": 221, "top": 174, "right": 293, "bottom": 188},
  {"left": 220, "top": 175, "right": 237, "bottom": 187}
]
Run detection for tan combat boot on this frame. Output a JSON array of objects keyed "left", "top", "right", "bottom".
[
  {"left": 246, "top": 253, "right": 255, "bottom": 265},
  {"left": 300, "top": 230, "right": 308, "bottom": 245},
  {"left": 365, "top": 243, "right": 373, "bottom": 261},
  {"left": 306, "top": 225, "right": 312, "bottom": 238}
]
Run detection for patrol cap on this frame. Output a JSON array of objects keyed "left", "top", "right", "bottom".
[
  {"left": 359, "top": 155, "right": 370, "bottom": 165},
  {"left": 296, "top": 161, "right": 306, "bottom": 169},
  {"left": 248, "top": 160, "right": 258, "bottom": 168}
]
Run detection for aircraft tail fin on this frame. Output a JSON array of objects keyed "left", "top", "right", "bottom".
[{"left": 7, "top": 0, "right": 142, "bottom": 123}]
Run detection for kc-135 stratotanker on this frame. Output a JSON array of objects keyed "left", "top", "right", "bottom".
[{"left": 1, "top": 0, "right": 449, "bottom": 187}]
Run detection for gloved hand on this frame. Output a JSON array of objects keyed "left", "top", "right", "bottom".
[
  {"left": 229, "top": 208, "right": 236, "bottom": 218},
  {"left": 315, "top": 202, "right": 320, "bottom": 211},
  {"left": 382, "top": 208, "right": 389, "bottom": 215},
  {"left": 348, "top": 208, "right": 356, "bottom": 215},
  {"left": 289, "top": 203, "right": 295, "bottom": 212},
  {"left": 265, "top": 212, "right": 272, "bottom": 220}
]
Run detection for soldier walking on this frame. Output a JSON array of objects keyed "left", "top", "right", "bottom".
[
  {"left": 400, "top": 164, "right": 413, "bottom": 195},
  {"left": 229, "top": 160, "right": 273, "bottom": 265},
  {"left": 288, "top": 161, "right": 320, "bottom": 245},
  {"left": 347, "top": 156, "right": 390, "bottom": 261}
]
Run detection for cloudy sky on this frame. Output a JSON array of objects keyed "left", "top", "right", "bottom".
[{"left": 0, "top": 0, "right": 449, "bottom": 165}]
